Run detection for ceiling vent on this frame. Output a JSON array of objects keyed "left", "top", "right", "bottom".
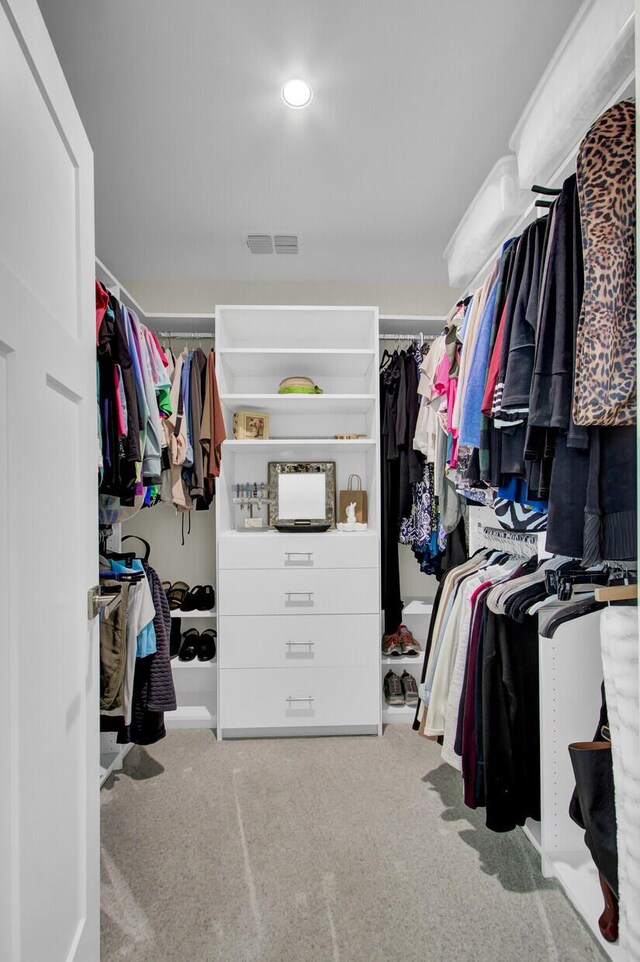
[
  {"left": 245, "top": 234, "right": 299, "bottom": 255},
  {"left": 246, "top": 234, "right": 274, "bottom": 254},
  {"left": 274, "top": 235, "right": 299, "bottom": 255}
]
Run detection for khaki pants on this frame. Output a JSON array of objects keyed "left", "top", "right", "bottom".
[{"left": 100, "top": 580, "right": 130, "bottom": 711}]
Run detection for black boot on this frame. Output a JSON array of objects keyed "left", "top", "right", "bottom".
[{"left": 569, "top": 739, "right": 619, "bottom": 941}]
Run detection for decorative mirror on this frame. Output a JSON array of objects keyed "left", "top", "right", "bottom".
[{"left": 268, "top": 462, "right": 336, "bottom": 532}]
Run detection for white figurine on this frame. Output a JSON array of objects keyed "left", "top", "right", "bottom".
[{"left": 337, "top": 500, "right": 367, "bottom": 532}]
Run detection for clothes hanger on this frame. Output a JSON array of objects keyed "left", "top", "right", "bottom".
[
  {"left": 99, "top": 565, "right": 144, "bottom": 584},
  {"left": 594, "top": 584, "right": 638, "bottom": 602},
  {"left": 98, "top": 524, "right": 138, "bottom": 566},
  {"left": 102, "top": 547, "right": 137, "bottom": 564},
  {"left": 593, "top": 563, "right": 637, "bottom": 602},
  {"left": 551, "top": 561, "right": 608, "bottom": 600},
  {"left": 379, "top": 348, "right": 393, "bottom": 370},
  {"left": 120, "top": 534, "right": 151, "bottom": 563}
]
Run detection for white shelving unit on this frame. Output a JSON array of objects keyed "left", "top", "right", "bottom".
[{"left": 216, "top": 305, "right": 382, "bottom": 740}]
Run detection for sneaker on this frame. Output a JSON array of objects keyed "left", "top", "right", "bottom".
[
  {"left": 396, "top": 624, "right": 421, "bottom": 657},
  {"left": 383, "top": 670, "right": 404, "bottom": 705},
  {"left": 401, "top": 671, "right": 419, "bottom": 706},
  {"left": 382, "top": 631, "right": 403, "bottom": 657}
]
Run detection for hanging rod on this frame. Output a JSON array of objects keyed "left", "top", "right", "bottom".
[
  {"left": 379, "top": 333, "right": 438, "bottom": 341},
  {"left": 155, "top": 331, "right": 215, "bottom": 338},
  {"left": 481, "top": 525, "right": 542, "bottom": 557},
  {"left": 482, "top": 525, "right": 540, "bottom": 542}
]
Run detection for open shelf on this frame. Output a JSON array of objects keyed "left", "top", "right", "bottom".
[
  {"left": 220, "top": 394, "right": 376, "bottom": 415},
  {"left": 402, "top": 600, "right": 434, "bottom": 617},
  {"left": 170, "top": 609, "right": 216, "bottom": 619},
  {"left": 381, "top": 655, "right": 423, "bottom": 666},
  {"left": 223, "top": 438, "right": 376, "bottom": 451},
  {"left": 382, "top": 704, "right": 416, "bottom": 724},
  {"left": 171, "top": 659, "right": 216, "bottom": 669},
  {"left": 220, "top": 349, "right": 376, "bottom": 378},
  {"left": 219, "top": 528, "right": 378, "bottom": 540},
  {"left": 165, "top": 702, "right": 217, "bottom": 730},
  {"left": 216, "top": 305, "right": 378, "bottom": 351}
]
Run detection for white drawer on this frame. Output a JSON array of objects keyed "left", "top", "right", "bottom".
[
  {"left": 220, "top": 614, "right": 380, "bottom": 669},
  {"left": 220, "top": 665, "right": 380, "bottom": 730},
  {"left": 218, "top": 533, "right": 378, "bottom": 570},
  {"left": 218, "top": 567, "right": 379, "bottom": 616}
]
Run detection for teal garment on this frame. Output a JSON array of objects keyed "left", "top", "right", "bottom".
[{"left": 109, "top": 559, "right": 157, "bottom": 657}]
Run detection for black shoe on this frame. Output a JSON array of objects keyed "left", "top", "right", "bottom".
[
  {"left": 197, "top": 628, "right": 217, "bottom": 661},
  {"left": 178, "top": 628, "right": 199, "bottom": 661},
  {"left": 170, "top": 618, "right": 182, "bottom": 659},
  {"left": 180, "top": 586, "right": 202, "bottom": 611},
  {"left": 383, "top": 670, "right": 404, "bottom": 705},
  {"left": 167, "top": 581, "right": 189, "bottom": 610},
  {"left": 198, "top": 585, "right": 215, "bottom": 611},
  {"left": 401, "top": 671, "right": 418, "bottom": 706}
]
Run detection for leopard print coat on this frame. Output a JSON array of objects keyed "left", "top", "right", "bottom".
[{"left": 573, "top": 100, "right": 636, "bottom": 427}]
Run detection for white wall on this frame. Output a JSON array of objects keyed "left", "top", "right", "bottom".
[
  {"left": 122, "top": 502, "right": 216, "bottom": 595},
  {"left": 124, "top": 277, "right": 460, "bottom": 317},
  {"left": 399, "top": 544, "right": 438, "bottom": 605}
]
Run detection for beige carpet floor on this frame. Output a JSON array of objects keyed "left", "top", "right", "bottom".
[{"left": 101, "top": 727, "right": 607, "bottom": 962}]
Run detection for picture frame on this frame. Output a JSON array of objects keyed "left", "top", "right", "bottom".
[
  {"left": 268, "top": 461, "right": 336, "bottom": 532},
  {"left": 233, "top": 410, "right": 270, "bottom": 440}
]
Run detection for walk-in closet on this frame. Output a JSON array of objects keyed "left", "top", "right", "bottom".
[{"left": 2, "top": 1, "right": 638, "bottom": 960}]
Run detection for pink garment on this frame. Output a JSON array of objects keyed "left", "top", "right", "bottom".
[
  {"left": 434, "top": 348, "right": 460, "bottom": 466},
  {"left": 113, "top": 366, "right": 127, "bottom": 438},
  {"left": 150, "top": 330, "right": 169, "bottom": 367},
  {"left": 143, "top": 328, "right": 162, "bottom": 384},
  {"left": 470, "top": 580, "right": 492, "bottom": 604},
  {"left": 95, "top": 280, "right": 109, "bottom": 345}
]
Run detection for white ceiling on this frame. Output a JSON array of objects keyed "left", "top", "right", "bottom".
[{"left": 39, "top": 0, "right": 583, "bottom": 290}]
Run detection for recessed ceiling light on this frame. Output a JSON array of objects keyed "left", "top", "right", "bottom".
[{"left": 281, "top": 78, "right": 312, "bottom": 109}]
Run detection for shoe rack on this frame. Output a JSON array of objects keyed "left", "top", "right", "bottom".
[{"left": 382, "top": 599, "right": 433, "bottom": 726}]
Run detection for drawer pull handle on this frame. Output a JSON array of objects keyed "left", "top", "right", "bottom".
[
  {"left": 285, "top": 591, "right": 314, "bottom": 607},
  {"left": 286, "top": 640, "right": 315, "bottom": 657},
  {"left": 284, "top": 551, "right": 314, "bottom": 566},
  {"left": 286, "top": 696, "right": 315, "bottom": 704}
]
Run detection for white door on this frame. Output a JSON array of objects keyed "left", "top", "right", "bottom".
[{"left": 0, "top": 1, "right": 98, "bottom": 960}]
